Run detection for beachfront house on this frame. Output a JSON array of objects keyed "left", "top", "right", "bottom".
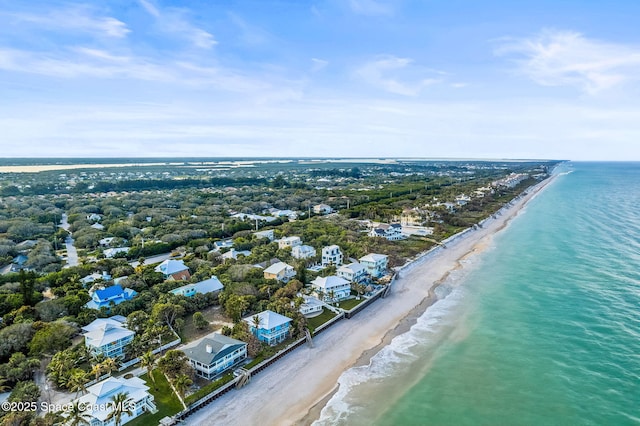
[
  {"left": 311, "top": 276, "right": 351, "bottom": 302},
  {"left": 85, "top": 285, "right": 137, "bottom": 311},
  {"left": 82, "top": 316, "right": 134, "bottom": 359},
  {"left": 359, "top": 253, "right": 389, "bottom": 279},
  {"left": 155, "top": 259, "right": 191, "bottom": 281},
  {"left": 278, "top": 236, "right": 302, "bottom": 250},
  {"left": 337, "top": 262, "right": 367, "bottom": 283},
  {"left": 67, "top": 376, "right": 156, "bottom": 426},
  {"left": 170, "top": 276, "right": 224, "bottom": 298},
  {"left": 182, "top": 333, "right": 247, "bottom": 380},
  {"left": 291, "top": 244, "right": 316, "bottom": 260},
  {"left": 299, "top": 295, "right": 324, "bottom": 317},
  {"left": 368, "top": 223, "right": 406, "bottom": 241},
  {"left": 321, "top": 245, "right": 343, "bottom": 266},
  {"left": 263, "top": 262, "right": 295, "bottom": 282},
  {"left": 244, "top": 310, "right": 292, "bottom": 346}
]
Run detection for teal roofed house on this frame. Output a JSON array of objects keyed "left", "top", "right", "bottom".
[
  {"left": 243, "top": 310, "right": 292, "bottom": 346},
  {"left": 170, "top": 276, "right": 224, "bottom": 297}
]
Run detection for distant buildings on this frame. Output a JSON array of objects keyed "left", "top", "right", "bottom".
[
  {"left": 182, "top": 333, "right": 247, "bottom": 380},
  {"left": 155, "top": 259, "right": 191, "bottom": 281},
  {"left": 321, "top": 245, "right": 343, "bottom": 266},
  {"left": 82, "top": 316, "right": 134, "bottom": 359},
  {"left": 244, "top": 310, "right": 292, "bottom": 346},
  {"left": 85, "top": 285, "right": 137, "bottom": 311},
  {"left": 263, "top": 262, "right": 295, "bottom": 282},
  {"left": 313, "top": 204, "right": 333, "bottom": 215},
  {"left": 291, "top": 244, "right": 316, "bottom": 260},
  {"left": 104, "top": 247, "right": 129, "bottom": 258},
  {"left": 368, "top": 223, "right": 405, "bottom": 241},
  {"left": 253, "top": 229, "right": 275, "bottom": 241},
  {"left": 170, "top": 276, "right": 224, "bottom": 298},
  {"left": 278, "top": 236, "right": 302, "bottom": 250}
]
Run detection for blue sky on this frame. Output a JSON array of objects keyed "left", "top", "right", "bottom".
[{"left": 1, "top": 0, "right": 640, "bottom": 160}]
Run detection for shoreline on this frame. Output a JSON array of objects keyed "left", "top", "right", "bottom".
[{"left": 189, "top": 176, "right": 556, "bottom": 426}]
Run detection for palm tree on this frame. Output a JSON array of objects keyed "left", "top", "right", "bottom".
[
  {"left": 90, "top": 363, "right": 104, "bottom": 382},
  {"left": 327, "top": 290, "right": 336, "bottom": 304},
  {"left": 140, "top": 351, "right": 156, "bottom": 386},
  {"left": 64, "top": 400, "right": 91, "bottom": 426},
  {"left": 251, "top": 315, "right": 262, "bottom": 333},
  {"left": 91, "top": 352, "right": 106, "bottom": 366},
  {"left": 67, "top": 370, "right": 89, "bottom": 398},
  {"left": 172, "top": 374, "right": 193, "bottom": 409},
  {"left": 102, "top": 357, "right": 118, "bottom": 377},
  {"left": 106, "top": 392, "right": 133, "bottom": 426}
]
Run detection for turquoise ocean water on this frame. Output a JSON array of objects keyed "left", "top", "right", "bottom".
[{"left": 316, "top": 162, "right": 640, "bottom": 426}]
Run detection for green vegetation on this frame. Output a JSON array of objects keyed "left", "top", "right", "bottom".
[
  {"left": 126, "top": 370, "right": 182, "bottom": 426},
  {"left": 307, "top": 308, "right": 337, "bottom": 334},
  {"left": 184, "top": 373, "right": 235, "bottom": 406},
  {"left": 336, "top": 298, "right": 365, "bottom": 310}
]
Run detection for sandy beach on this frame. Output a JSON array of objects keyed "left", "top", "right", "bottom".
[{"left": 187, "top": 177, "right": 555, "bottom": 426}]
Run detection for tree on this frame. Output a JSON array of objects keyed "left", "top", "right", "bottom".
[
  {"left": 8, "top": 380, "right": 40, "bottom": 403},
  {"left": 0, "top": 376, "right": 9, "bottom": 393},
  {"left": 192, "top": 312, "right": 209, "bottom": 330},
  {"left": 64, "top": 400, "right": 92, "bottom": 426},
  {"left": 251, "top": 314, "right": 261, "bottom": 332},
  {"left": 0, "top": 352, "right": 40, "bottom": 384},
  {"left": 102, "top": 358, "right": 118, "bottom": 377},
  {"left": 140, "top": 351, "right": 156, "bottom": 386},
  {"left": 172, "top": 374, "right": 192, "bottom": 408},
  {"left": 90, "top": 363, "right": 104, "bottom": 382},
  {"left": 157, "top": 350, "right": 192, "bottom": 380},
  {"left": 67, "top": 369, "right": 89, "bottom": 398},
  {"left": 28, "top": 321, "right": 76, "bottom": 356},
  {"left": 105, "top": 392, "right": 133, "bottom": 426},
  {"left": 0, "top": 323, "right": 34, "bottom": 360},
  {"left": 151, "top": 303, "right": 185, "bottom": 332}
]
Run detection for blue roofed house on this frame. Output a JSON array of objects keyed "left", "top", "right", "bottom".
[
  {"left": 82, "top": 316, "right": 134, "bottom": 359},
  {"left": 85, "top": 285, "right": 137, "bottom": 311},
  {"left": 170, "top": 276, "right": 224, "bottom": 298},
  {"left": 181, "top": 333, "right": 247, "bottom": 380},
  {"left": 243, "top": 310, "right": 292, "bottom": 346}
]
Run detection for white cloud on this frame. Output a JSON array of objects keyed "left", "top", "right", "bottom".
[
  {"left": 311, "top": 58, "right": 328, "bottom": 72},
  {"left": 496, "top": 30, "right": 640, "bottom": 94},
  {"left": 354, "top": 56, "right": 442, "bottom": 96},
  {"left": 349, "top": 0, "right": 394, "bottom": 16},
  {"left": 3, "top": 6, "right": 130, "bottom": 39},
  {"left": 138, "top": 0, "right": 217, "bottom": 49}
]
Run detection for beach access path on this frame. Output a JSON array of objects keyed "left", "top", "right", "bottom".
[{"left": 187, "top": 177, "right": 555, "bottom": 426}]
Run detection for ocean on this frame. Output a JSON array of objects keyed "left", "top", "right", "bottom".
[{"left": 315, "top": 162, "right": 640, "bottom": 426}]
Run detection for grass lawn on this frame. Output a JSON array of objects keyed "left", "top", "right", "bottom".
[
  {"left": 307, "top": 308, "right": 337, "bottom": 334},
  {"left": 126, "top": 370, "right": 183, "bottom": 426},
  {"left": 336, "top": 298, "right": 364, "bottom": 310}
]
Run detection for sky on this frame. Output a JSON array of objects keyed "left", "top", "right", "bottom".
[{"left": 1, "top": 0, "right": 640, "bottom": 160}]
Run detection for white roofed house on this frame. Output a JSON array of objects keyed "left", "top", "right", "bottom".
[
  {"left": 321, "top": 245, "right": 343, "bottom": 267},
  {"left": 243, "top": 310, "right": 292, "bottom": 346},
  {"left": 181, "top": 333, "right": 247, "bottom": 380},
  {"left": 263, "top": 262, "right": 295, "bottom": 282},
  {"left": 291, "top": 244, "right": 316, "bottom": 260},
  {"left": 82, "top": 317, "right": 134, "bottom": 359},
  {"left": 66, "top": 376, "right": 156, "bottom": 426},
  {"left": 253, "top": 229, "right": 275, "bottom": 241},
  {"left": 313, "top": 204, "right": 333, "bottom": 215},
  {"left": 368, "top": 223, "right": 406, "bottom": 241},
  {"left": 170, "top": 276, "right": 224, "bottom": 298},
  {"left": 299, "top": 295, "right": 323, "bottom": 318},
  {"left": 311, "top": 276, "right": 351, "bottom": 302},
  {"left": 359, "top": 253, "right": 389, "bottom": 279},
  {"left": 278, "top": 236, "right": 302, "bottom": 249},
  {"left": 337, "top": 262, "right": 367, "bottom": 283}
]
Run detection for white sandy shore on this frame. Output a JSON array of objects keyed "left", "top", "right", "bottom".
[{"left": 187, "top": 177, "right": 555, "bottom": 426}]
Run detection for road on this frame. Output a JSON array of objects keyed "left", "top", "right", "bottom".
[{"left": 59, "top": 213, "right": 79, "bottom": 267}]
